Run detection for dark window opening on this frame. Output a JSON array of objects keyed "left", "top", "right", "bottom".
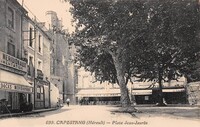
[
  {"left": 7, "top": 37, "right": 15, "bottom": 56},
  {"left": 38, "top": 35, "right": 41, "bottom": 53},
  {"left": 7, "top": 7, "right": 14, "bottom": 29},
  {"left": 29, "top": 27, "right": 33, "bottom": 47}
]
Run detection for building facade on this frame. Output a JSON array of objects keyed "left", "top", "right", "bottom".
[
  {"left": 0, "top": 0, "right": 33, "bottom": 113},
  {"left": 76, "top": 68, "right": 121, "bottom": 105},
  {"left": 131, "top": 78, "right": 187, "bottom": 104},
  {"left": 76, "top": 68, "right": 187, "bottom": 105},
  {"left": 22, "top": 15, "right": 52, "bottom": 109},
  {"left": 45, "top": 11, "right": 76, "bottom": 104}
]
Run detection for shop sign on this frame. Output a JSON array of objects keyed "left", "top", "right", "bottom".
[
  {"left": 0, "top": 82, "right": 32, "bottom": 93},
  {"left": 0, "top": 51, "right": 27, "bottom": 72}
]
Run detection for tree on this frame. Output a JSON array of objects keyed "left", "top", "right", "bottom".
[
  {"left": 67, "top": 0, "right": 200, "bottom": 107},
  {"left": 135, "top": 0, "right": 200, "bottom": 105},
  {"left": 68, "top": 0, "right": 148, "bottom": 108}
]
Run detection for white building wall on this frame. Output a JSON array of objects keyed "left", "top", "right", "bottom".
[{"left": 43, "top": 36, "right": 51, "bottom": 79}]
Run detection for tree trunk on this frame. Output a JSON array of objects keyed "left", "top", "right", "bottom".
[
  {"left": 119, "top": 82, "right": 131, "bottom": 107},
  {"left": 112, "top": 54, "right": 131, "bottom": 107},
  {"left": 157, "top": 65, "right": 166, "bottom": 106}
]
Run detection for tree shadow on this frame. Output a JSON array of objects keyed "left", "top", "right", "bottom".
[
  {"left": 109, "top": 106, "right": 200, "bottom": 120},
  {"left": 134, "top": 107, "right": 200, "bottom": 120}
]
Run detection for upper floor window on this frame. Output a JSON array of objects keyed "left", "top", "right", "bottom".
[
  {"left": 38, "top": 60, "right": 42, "bottom": 70},
  {"left": 28, "top": 55, "right": 34, "bottom": 66},
  {"left": 38, "top": 35, "right": 42, "bottom": 53},
  {"left": 7, "top": 7, "right": 14, "bottom": 29},
  {"left": 28, "top": 54, "right": 34, "bottom": 76},
  {"left": 7, "top": 36, "right": 15, "bottom": 56},
  {"left": 29, "top": 27, "right": 34, "bottom": 48},
  {"left": 51, "top": 59, "right": 56, "bottom": 75}
]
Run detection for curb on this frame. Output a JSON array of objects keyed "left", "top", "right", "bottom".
[{"left": 0, "top": 108, "right": 58, "bottom": 119}]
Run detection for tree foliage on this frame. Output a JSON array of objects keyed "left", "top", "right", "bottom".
[
  {"left": 67, "top": 0, "right": 200, "bottom": 106},
  {"left": 136, "top": 0, "right": 200, "bottom": 82},
  {"left": 70, "top": 0, "right": 147, "bottom": 84}
]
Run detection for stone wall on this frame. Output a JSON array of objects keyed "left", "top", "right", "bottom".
[{"left": 186, "top": 82, "right": 200, "bottom": 105}]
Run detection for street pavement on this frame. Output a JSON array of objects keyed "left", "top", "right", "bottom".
[{"left": 0, "top": 105, "right": 199, "bottom": 127}]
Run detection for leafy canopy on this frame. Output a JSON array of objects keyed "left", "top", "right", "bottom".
[
  {"left": 68, "top": 0, "right": 200, "bottom": 84},
  {"left": 135, "top": 0, "right": 200, "bottom": 83},
  {"left": 69, "top": 0, "right": 148, "bottom": 84}
]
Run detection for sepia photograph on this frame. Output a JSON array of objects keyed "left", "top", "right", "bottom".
[{"left": 0, "top": 0, "right": 200, "bottom": 127}]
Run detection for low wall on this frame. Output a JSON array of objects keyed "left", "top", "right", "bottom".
[{"left": 186, "top": 82, "right": 200, "bottom": 105}]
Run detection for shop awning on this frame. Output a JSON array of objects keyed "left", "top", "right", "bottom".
[
  {"left": 0, "top": 70, "right": 33, "bottom": 93},
  {"left": 162, "top": 88, "right": 185, "bottom": 92},
  {"left": 76, "top": 89, "right": 121, "bottom": 97},
  {"left": 132, "top": 89, "right": 152, "bottom": 95}
]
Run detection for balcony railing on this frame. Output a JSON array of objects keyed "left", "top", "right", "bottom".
[{"left": 37, "top": 69, "right": 44, "bottom": 80}]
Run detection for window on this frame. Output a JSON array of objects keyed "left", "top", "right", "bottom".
[
  {"left": 38, "top": 60, "right": 42, "bottom": 70},
  {"left": 28, "top": 55, "right": 34, "bottom": 66},
  {"left": 36, "top": 86, "right": 44, "bottom": 100},
  {"left": 7, "top": 92, "right": 12, "bottom": 108},
  {"left": 29, "top": 27, "right": 33, "bottom": 47},
  {"left": 38, "top": 35, "right": 42, "bottom": 53},
  {"left": 7, "top": 36, "right": 15, "bottom": 56},
  {"left": 7, "top": 7, "right": 14, "bottom": 29},
  {"left": 144, "top": 96, "right": 149, "bottom": 101},
  {"left": 37, "top": 86, "right": 41, "bottom": 99},
  {"left": 52, "top": 59, "right": 56, "bottom": 75},
  {"left": 28, "top": 55, "right": 34, "bottom": 76}
]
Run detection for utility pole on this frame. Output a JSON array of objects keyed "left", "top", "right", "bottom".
[{"left": 33, "top": 16, "right": 37, "bottom": 110}]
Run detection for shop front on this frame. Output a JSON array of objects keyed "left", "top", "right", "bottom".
[
  {"left": 0, "top": 70, "right": 33, "bottom": 113},
  {"left": 132, "top": 89, "right": 153, "bottom": 104},
  {"left": 152, "top": 87, "right": 186, "bottom": 104},
  {"left": 76, "top": 88, "right": 121, "bottom": 105},
  {"left": 34, "top": 78, "right": 50, "bottom": 109},
  {"left": 0, "top": 51, "right": 33, "bottom": 113}
]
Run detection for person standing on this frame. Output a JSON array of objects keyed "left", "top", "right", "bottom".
[{"left": 66, "top": 98, "right": 70, "bottom": 106}]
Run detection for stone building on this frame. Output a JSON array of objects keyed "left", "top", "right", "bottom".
[
  {"left": 22, "top": 15, "right": 53, "bottom": 109},
  {"left": 76, "top": 68, "right": 120, "bottom": 105},
  {"left": 76, "top": 67, "right": 187, "bottom": 105},
  {"left": 45, "top": 11, "right": 76, "bottom": 104},
  {"left": 0, "top": 0, "right": 33, "bottom": 113}
]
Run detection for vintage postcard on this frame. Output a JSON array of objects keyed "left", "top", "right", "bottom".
[{"left": 0, "top": 0, "right": 200, "bottom": 127}]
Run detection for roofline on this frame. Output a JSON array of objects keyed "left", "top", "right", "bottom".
[
  {"left": 24, "top": 15, "right": 52, "bottom": 41},
  {"left": 8, "top": 0, "right": 28, "bottom": 15}
]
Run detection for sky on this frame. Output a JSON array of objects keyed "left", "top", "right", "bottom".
[{"left": 17, "top": 0, "right": 75, "bottom": 33}]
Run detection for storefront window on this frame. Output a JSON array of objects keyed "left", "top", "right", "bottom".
[
  {"left": 7, "top": 92, "right": 12, "bottom": 108},
  {"left": 145, "top": 96, "right": 149, "bottom": 100},
  {"left": 37, "top": 86, "right": 41, "bottom": 99},
  {"left": 37, "top": 93, "right": 41, "bottom": 99},
  {"left": 36, "top": 85, "right": 44, "bottom": 100}
]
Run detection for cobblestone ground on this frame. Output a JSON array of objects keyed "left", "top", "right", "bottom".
[{"left": 0, "top": 105, "right": 199, "bottom": 127}]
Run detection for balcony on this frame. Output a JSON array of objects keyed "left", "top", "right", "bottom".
[{"left": 37, "top": 69, "right": 44, "bottom": 80}]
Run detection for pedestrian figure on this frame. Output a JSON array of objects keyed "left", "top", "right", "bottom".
[{"left": 66, "top": 98, "right": 70, "bottom": 106}]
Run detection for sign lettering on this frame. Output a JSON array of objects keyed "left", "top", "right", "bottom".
[
  {"left": 0, "top": 82, "right": 32, "bottom": 93},
  {"left": 0, "top": 51, "right": 27, "bottom": 72}
]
